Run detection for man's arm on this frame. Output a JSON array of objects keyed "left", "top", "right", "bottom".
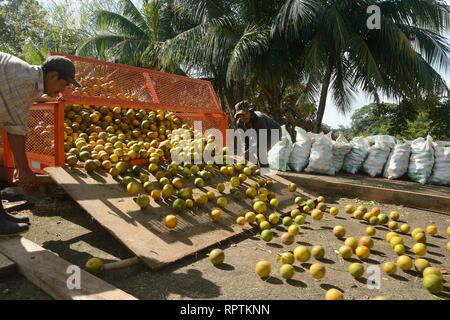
[{"left": 7, "top": 133, "right": 37, "bottom": 185}]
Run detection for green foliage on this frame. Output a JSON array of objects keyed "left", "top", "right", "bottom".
[
  {"left": 247, "top": 83, "right": 317, "bottom": 135},
  {"left": 343, "top": 98, "right": 450, "bottom": 141},
  {"left": 0, "top": 0, "right": 88, "bottom": 63},
  {"left": 0, "top": 0, "right": 50, "bottom": 57},
  {"left": 2, "top": 0, "right": 448, "bottom": 138},
  {"left": 273, "top": 0, "right": 450, "bottom": 131},
  {"left": 74, "top": 0, "right": 449, "bottom": 133},
  {"left": 77, "top": 0, "right": 183, "bottom": 69},
  {"left": 22, "top": 39, "right": 48, "bottom": 65}
]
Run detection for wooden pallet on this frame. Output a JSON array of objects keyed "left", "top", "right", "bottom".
[
  {"left": 0, "top": 237, "right": 137, "bottom": 300},
  {"left": 45, "top": 167, "right": 300, "bottom": 270}
]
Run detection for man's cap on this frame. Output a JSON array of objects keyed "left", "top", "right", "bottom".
[
  {"left": 42, "top": 56, "right": 81, "bottom": 87},
  {"left": 234, "top": 100, "right": 255, "bottom": 118}
]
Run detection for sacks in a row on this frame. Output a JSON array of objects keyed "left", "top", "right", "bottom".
[
  {"left": 268, "top": 127, "right": 336, "bottom": 175},
  {"left": 289, "top": 129, "right": 346, "bottom": 176},
  {"left": 384, "top": 136, "right": 448, "bottom": 185},
  {"left": 340, "top": 135, "right": 449, "bottom": 185},
  {"left": 271, "top": 127, "right": 450, "bottom": 186}
]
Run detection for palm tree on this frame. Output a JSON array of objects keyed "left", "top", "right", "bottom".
[
  {"left": 273, "top": 0, "right": 450, "bottom": 132},
  {"left": 158, "top": 0, "right": 263, "bottom": 120},
  {"left": 159, "top": 0, "right": 307, "bottom": 124},
  {"left": 77, "top": 0, "right": 184, "bottom": 72}
]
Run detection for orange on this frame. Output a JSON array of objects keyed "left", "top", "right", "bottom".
[{"left": 164, "top": 215, "right": 177, "bottom": 229}]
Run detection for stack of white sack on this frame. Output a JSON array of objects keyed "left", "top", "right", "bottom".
[
  {"left": 288, "top": 127, "right": 312, "bottom": 172},
  {"left": 268, "top": 125, "right": 293, "bottom": 171},
  {"left": 342, "top": 137, "right": 370, "bottom": 174},
  {"left": 363, "top": 136, "right": 395, "bottom": 177},
  {"left": 407, "top": 136, "right": 435, "bottom": 184},
  {"left": 304, "top": 133, "right": 335, "bottom": 176},
  {"left": 332, "top": 133, "right": 352, "bottom": 173},
  {"left": 383, "top": 141, "right": 411, "bottom": 179},
  {"left": 429, "top": 141, "right": 450, "bottom": 186}
]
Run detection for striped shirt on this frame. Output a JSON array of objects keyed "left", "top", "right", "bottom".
[{"left": 0, "top": 52, "right": 44, "bottom": 136}]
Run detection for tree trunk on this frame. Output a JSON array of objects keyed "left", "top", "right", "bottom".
[
  {"left": 261, "top": 84, "right": 283, "bottom": 124},
  {"left": 314, "top": 58, "right": 333, "bottom": 133}
]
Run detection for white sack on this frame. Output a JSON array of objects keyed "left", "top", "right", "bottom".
[
  {"left": 363, "top": 141, "right": 391, "bottom": 177},
  {"left": 429, "top": 145, "right": 450, "bottom": 185},
  {"left": 288, "top": 127, "right": 312, "bottom": 172},
  {"left": 268, "top": 125, "right": 293, "bottom": 171},
  {"left": 304, "top": 134, "right": 335, "bottom": 176},
  {"left": 332, "top": 133, "right": 352, "bottom": 173},
  {"left": 342, "top": 137, "right": 370, "bottom": 174},
  {"left": 383, "top": 142, "right": 411, "bottom": 179},
  {"left": 407, "top": 135, "right": 435, "bottom": 184}
]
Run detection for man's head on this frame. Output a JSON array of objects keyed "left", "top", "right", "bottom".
[
  {"left": 42, "top": 56, "right": 81, "bottom": 97},
  {"left": 235, "top": 100, "right": 255, "bottom": 126}
]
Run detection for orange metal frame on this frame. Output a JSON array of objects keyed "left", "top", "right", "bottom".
[
  {"left": 55, "top": 52, "right": 224, "bottom": 114},
  {"left": 1, "top": 102, "right": 65, "bottom": 175},
  {"left": 0, "top": 53, "right": 229, "bottom": 179}
]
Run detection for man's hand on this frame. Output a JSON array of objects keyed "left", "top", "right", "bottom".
[{"left": 35, "top": 95, "right": 63, "bottom": 103}]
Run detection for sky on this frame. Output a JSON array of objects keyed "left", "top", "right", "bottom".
[{"left": 39, "top": 0, "right": 450, "bottom": 128}]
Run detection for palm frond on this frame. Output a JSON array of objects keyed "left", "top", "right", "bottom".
[
  {"left": 322, "top": 4, "right": 349, "bottom": 52},
  {"left": 347, "top": 33, "right": 385, "bottom": 87},
  {"left": 399, "top": 24, "right": 450, "bottom": 71},
  {"left": 272, "top": 0, "right": 321, "bottom": 37},
  {"left": 95, "top": 10, "right": 148, "bottom": 38},
  {"left": 226, "top": 25, "right": 271, "bottom": 84},
  {"left": 379, "top": 0, "right": 450, "bottom": 32},
  {"left": 76, "top": 33, "right": 131, "bottom": 60},
  {"left": 331, "top": 56, "right": 356, "bottom": 114},
  {"left": 120, "top": 0, "right": 148, "bottom": 31},
  {"left": 174, "top": 0, "right": 226, "bottom": 24},
  {"left": 160, "top": 15, "right": 236, "bottom": 72}
]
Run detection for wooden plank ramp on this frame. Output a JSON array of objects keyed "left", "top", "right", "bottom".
[
  {"left": 279, "top": 172, "right": 450, "bottom": 214},
  {"left": 45, "top": 166, "right": 301, "bottom": 270},
  {"left": 0, "top": 252, "right": 16, "bottom": 278},
  {"left": 0, "top": 237, "right": 137, "bottom": 300}
]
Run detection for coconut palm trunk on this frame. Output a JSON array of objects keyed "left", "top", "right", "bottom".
[{"left": 314, "top": 58, "right": 333, "bottom": 133}]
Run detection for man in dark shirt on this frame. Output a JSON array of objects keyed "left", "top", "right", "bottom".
[{"left": 234, "top": 101, "right": 282, "bottom": 167}]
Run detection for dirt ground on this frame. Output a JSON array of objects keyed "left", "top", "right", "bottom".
[{"left": 0, "top": 182, "right": 448, "bottom": 300}]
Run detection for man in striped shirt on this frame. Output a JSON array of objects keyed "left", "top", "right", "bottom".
[{"left": 0, "top": 52, "right": 80, "bottom": 236}]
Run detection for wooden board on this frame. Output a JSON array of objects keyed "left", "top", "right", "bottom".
[
  {"left": 279, "top": 172, "right": 450, "bottom": 213},
  {"left": 45, "top": 166, "right": 301, "bottom": 270},
  {"left": 0, "top": 237, "right": 137, "bottom": 300},
  {"left": 0, "top": 252, "right": 16, "bottom": 278}
]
